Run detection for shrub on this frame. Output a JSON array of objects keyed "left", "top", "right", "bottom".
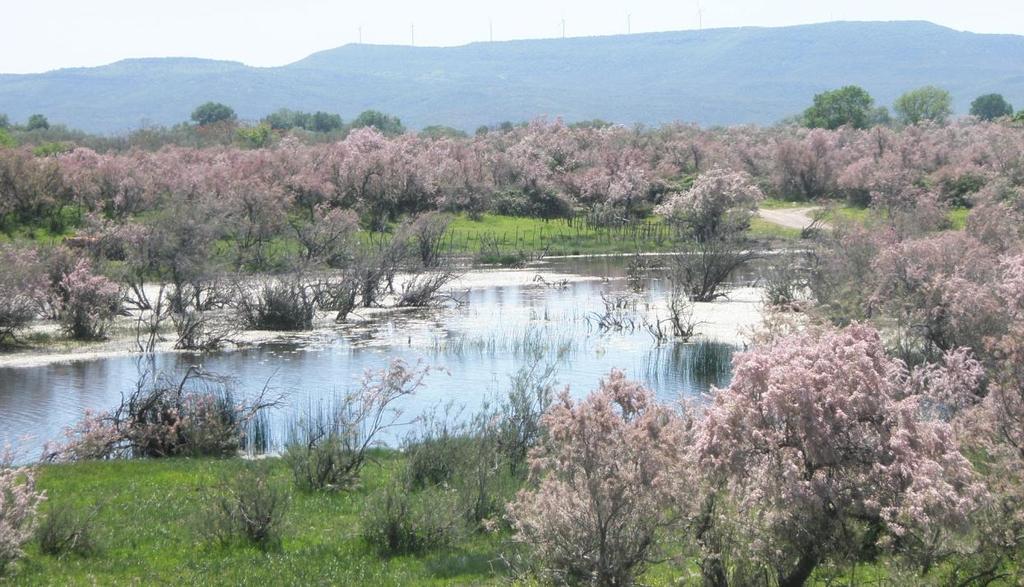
[
  {"left": 403, "top": 211, "right": 452, "bottom": 268},
  {"left": 235, "top": 275, "right": 318, "bottom": 331},
  {"left": 53, "top": 368, "right": 279, "bottom": 460},
  {"left": 361, "top": 483, "right": 462, "bottom": 556},
  {"left": 762, "top": 254, "right": 810, "bottom": 309},
  {"left": 493, "top": 362, "right": 557, "bottom": 475},
  {"left": 402, "top": 407, "right": 472, "bottom": 490},
  {"left": 0, "top": 246, "right": 44, "bottom": 346},
  {"left": 172, "top": 310, "right": 238, "bottom": 351},
  {"left": 395, "top": 269, "right": 461, "bottom": 308},
  {"left": 655, "top": 168, "right": 763, "bottom": 242},
  {"left": 507, "top": 370, "right": 686, "bottom": 586},
  {"left": 402, "top": 408, "right": 519, "bottom": 528},
  {"left": 669, "top": 238, "right": 759, "bottom": 302},
  {"left": 123, "top": 372, "right": 255, "bottom": 458},
  {"left": 36, "top": 503, "right": 100, "bottom": 558},
  {"left": 203, "top": 465, "right": 289, "bottom": 550},
  {"left": 57, "top": 259, "right": 120, "bottom": 340},
  {"left": 285, "top": 360, "right": 431, "bottom": 491},
  {"left": 695, "top": 324, "right": 985, "bottom": 585},
  {"left": 0, "top": 449, "right": 45, "bottom": 575}
]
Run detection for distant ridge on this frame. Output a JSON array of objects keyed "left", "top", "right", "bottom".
[{"left": 1, "top": 21, "right": 1023, "bottom": 133}]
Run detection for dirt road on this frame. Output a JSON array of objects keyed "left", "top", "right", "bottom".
[{"left": 758, "top": 207, "right": 828, "bottom": 231}]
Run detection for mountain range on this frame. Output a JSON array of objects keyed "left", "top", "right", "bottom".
[{"left": 1, "top": 20, "right": 1023, "bottom": 134}]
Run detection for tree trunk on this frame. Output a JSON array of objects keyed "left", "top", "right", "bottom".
[{"left": 778, "top": 554, "right": 818, "bottom": 587}]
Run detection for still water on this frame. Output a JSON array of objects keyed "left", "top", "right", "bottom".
[{"left": 0, "top": 257, "right": 761, "bottom": 455}]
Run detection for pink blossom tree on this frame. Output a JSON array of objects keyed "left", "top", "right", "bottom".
[
  {"left": 655, "top": 168, "right": 764, "bottom": 242},
  {"left": 57, "top": 259, "right": 121, "bottom": 339},
  {"left": 695, "top": 324, "right": 984, "bottom": 585},
  {"left": 0, "top": 446, "right": 45, "bottom": 575},
  {"left": 0, "top": 246, "right": 46, "bottom": 345},
  {"left": 507, "top": 370, "right": 688, "bottom": 585}
]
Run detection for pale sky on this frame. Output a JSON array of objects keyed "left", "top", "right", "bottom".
[{"left": 1, "top": 0, "right": 1020, "bottom": 74}]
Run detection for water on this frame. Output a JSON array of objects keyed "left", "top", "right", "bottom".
[{"left": 0, "top": 256, "right": 762, "bottom": 455}]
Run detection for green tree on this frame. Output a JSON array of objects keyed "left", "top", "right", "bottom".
[
  {"left": 869, "top": 106, "right": 892, "bottom": 127},
  {"left": 803, "top": 86, "right": 876, "bottom": 129},
  {"left": 350, "top": 110, "right": 405, "bottom": 136},
  {"left": 0, "top": 114, "right": 9, "bottom": 129},
  {"left": 236, "top": 124, "right": 273, "bottom": 149},
  {"left": 310, "top": 111, "right": 343, "bottom": 133},
  {"left": 894, "top": 86, "right": 953, "bottom": 125},
  {"left": 263, "top": 108, "right": 307, "bottom": 130},
  {"left": 0, "top": 128, "right": 15, "bottom": 148},
  {"left": 191, "top": 102, "right": 237, "bottom": 126},
  {"left": 419, "top": 125, "right": 467, "bottom": 139},
  {"left": 970, "top": 93, "right": 1014, "bottom": 121},
  {"left": 26, "top": 114, "right": 49, "bottom": 130}
]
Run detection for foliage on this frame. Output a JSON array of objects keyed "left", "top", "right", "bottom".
[
  {"left": 361, "top": 483, "right": 463, "bottom": 556},
  {"left": 419, "top": 125, "right": 468, "bottom": 139},
  {"left": 284, "top": 360, "right": 431, "bottom": 491},
  {"left": 26, "top": 114, "right": 50, "bottom": 131},
  {"left": 57, "top": 258, "right": 120, "bottom": 340},
  {"left": 234, "top": 275, "right": 318, "bottom": 331},
  {"left": 508, "top": 370, "right": 686, "bottom": 586},
  {"left": 669, "top": 238, "right": 759, "bottom": 302},
  {"left": 803, "top": 85, "right": 876, "bottom": 130},
  {"left": 0, "top": 448, "right": 45, "bottom": 575},
  {"left": 894, "top": 86, "right": 953, "bottom": 125},
  {"left": 53, "top": 368, "right": 278, "bottom": 460},
  {"left": 235, "top": 124, "right": 273, "bottom": 149},
  {"left": 655, "top": 168, "right": 764, "bottom": 242},
  {"left": 970, "top": 93, "right": 1013, "bottom": 121},
  {"left": 350, "top": 110, "right": 406, "bottom": 136},
  {"left": 695, "top": 324, "right": 985, "bottom": 585},
  {"left": 0, "top": 246, "right": 45, "bottom": 345},
  {"left": 202, "top": 464, "right": 290, "bottom": 550},
  {"left": 263, "top": 108, "right": 343, "bottom": 133},
  {"left": 191, "top": 102, "right": 237, "bottom": 126},
  {"left": 36, "top": 502, "right": 101, "bottom": 559}
]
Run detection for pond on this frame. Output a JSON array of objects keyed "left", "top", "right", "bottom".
[{"left": 0, "top": 256, "right": 765, "bottom": 456}]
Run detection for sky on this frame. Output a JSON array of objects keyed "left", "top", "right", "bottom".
[{"left": 1, "top": 0, "right": 1020, "bottom": 74}]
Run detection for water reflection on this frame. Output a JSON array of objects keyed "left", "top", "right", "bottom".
[{"left": 0, "top": 257, "right": 765, "bottom": 455}]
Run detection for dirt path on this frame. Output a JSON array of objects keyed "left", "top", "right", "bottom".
[{"left": 758, "top": 207, "right": 828, "bottom": 231}]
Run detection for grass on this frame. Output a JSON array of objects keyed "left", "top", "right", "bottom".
[
  {"left": 813, "top": 202, "right": 969, "bottom": 230},
  {"left": 9, "top": 453, "right": 969, "bottom": 585},
  {"left": 2, "top": 209, "right": 800, "bottom": 263},
  {"left": 748, "top": 216, "right": 802, "bottom": 240},
  {"left": 17, "top": 455, "right": 509, "bottom": 586},
  {"left": 444, "top": 213, "right": 686, "bottom": 256}
]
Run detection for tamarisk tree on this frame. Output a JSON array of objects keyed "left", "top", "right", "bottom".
[{"left": 695, "top": 324, "right": 984, "bottom": 586}]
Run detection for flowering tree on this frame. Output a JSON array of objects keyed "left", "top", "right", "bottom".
[
  {"left": 57, "top": 259, "right": 121, "bottom": 339},
  {"left": 773, "top": 129, "right": 843, "bottom": 201},
  {"left": 0, "top": 246, "right": 45, "bottom": 345},
  {"left": 696, "top": 324, "right": 984, "bottom": 585},
  {"left": 0, "top": 446, "right": 44, "bottom": 575},
  {"left": 0, "top": 147, "right": 64, "bottom": 227},
  {"left": 869, "top": 232, "right": 1000, "bottom": 358},
  {"left": 507, "top": 370, "right": 687, "bottom": 585},
  {"left": 656, "top": 168, "right": 763, "bottom": 243}
]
